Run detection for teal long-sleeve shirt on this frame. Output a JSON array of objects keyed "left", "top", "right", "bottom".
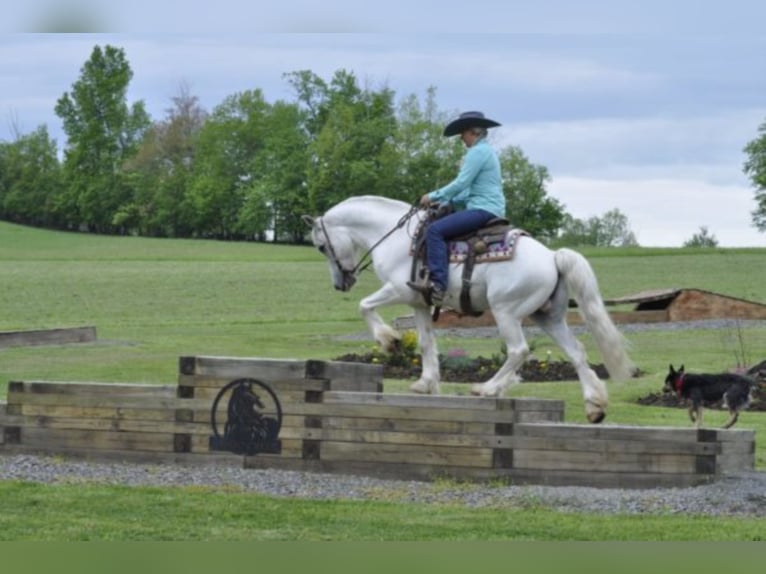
[{"left": 427, "top": 138, "right": 506, "bottom": 218}]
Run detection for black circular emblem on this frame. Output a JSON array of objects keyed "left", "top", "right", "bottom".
[{"left": 209, "top": 378, "right": 282, "bottom": 455}]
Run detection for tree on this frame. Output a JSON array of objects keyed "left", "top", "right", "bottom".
[
  {"left": 0, "top": 126, "right": 62, "bottom": 227},
  {"left": 186, "top": 89, "right": 270, "bottom": 238},
  {"left": 499, "top": 146, "right": 565, "bottom": 242},
  {"left": 394, "top": 88, "right": 461, "bottom": 201},
  {"left": 291, "top": 70, "right": 400, "bottom": 214},
  {"left": 238, "top": 100, "right": 310, "bottom": 242},
  {"left": 683, "top": 225, "right": 719, "bottom": 247},
  {"left": 54, "top": 44, "right": 150, "bottom": 233},
  {"left": 554, "top": 208, "right": 639, "bottom": 247},
  {"left": 744, "top": 118, "right": 766, "bottom": 232},
  {"left": 122, "top": 83, "right": 208, "bottom": 236}
]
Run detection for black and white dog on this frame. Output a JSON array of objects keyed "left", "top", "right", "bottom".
[{"left": 664, "top": 364, "right": 754, "bottom": 429}]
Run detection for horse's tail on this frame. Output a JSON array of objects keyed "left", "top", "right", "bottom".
[{"left": 554, "top": 248, "right": 636, "bottom": 381}]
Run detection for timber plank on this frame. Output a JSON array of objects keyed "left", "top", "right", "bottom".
[
  {"left": 18, "top": 404, "right": 179, "bottom": 422},
  {"left": 8, "top": 392, "right": 209, "bottom": 410},
  {"left": 177, "top": 374, "right": 330, "bottom": 393},
  {"left": 9, "top": 415, "right": 200, "bottom": 435},
  {"left": 285, "top": 427, "right": 505, "bottom": 449},
  {"left": 180, "top": 356, "right": 308, "bottom": 379},
  {"left": 8, "top": 381, "right": 175, "bottom": 397},
  {"left": 514, "top": 422, "right": 703, "bottom": 442},
  {"left": 286, "top": 402, "right": 519, "bottom": 423},
  {"left": 319, "top": 441, "right": 494, "bottom": 467},
  {"left": 508, "top": 435, "right": 719, "bottom": 455},
  {"left": 512, "top": 448, "right": 700, "bottom": 474},
  {"left": 322, "top": 391, "right": 510, "bottom": 410},
  {"left": 190, "top": 434, "right": 303, "bottom": 457},
  {"left": 18, "top": 427, "right": 176, "bottom": 452},
  {"left": 320, "top": 416, "right": 496, "bottom": 435},
  {"left": 0, "top": 326, "right": 97, "bottom": 348}
]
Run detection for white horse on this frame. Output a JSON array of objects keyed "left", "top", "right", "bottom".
[{"left": 303, "top": 195, "right": 635, "bottom": 423}]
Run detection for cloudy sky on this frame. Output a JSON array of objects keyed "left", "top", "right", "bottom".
[{"left": 1, "top": 1, "right": 765, "bottom": 247}]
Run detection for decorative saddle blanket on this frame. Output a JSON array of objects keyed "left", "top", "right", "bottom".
[
  {"left": 446, "top": 228, "right": 525, "bottom": 264},
  {"left": 410, "top": 221, "right": 526, "bottom": 264}
]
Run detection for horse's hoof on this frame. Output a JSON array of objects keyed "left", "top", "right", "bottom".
[
  {"left": 410, "top": 380, "right": 431, "bottom": 394},
  {"left": 587, "top": 411, "right": 606, "bottom": 424}
]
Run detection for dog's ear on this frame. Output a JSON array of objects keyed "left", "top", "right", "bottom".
[
  {"left": 669, "top": 364, "right": 675, "bottom": 373},
  {"left": 679, "top": 364, "right": 685, "bottom": 373}
]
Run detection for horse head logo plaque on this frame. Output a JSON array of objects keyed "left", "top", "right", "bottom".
[{"left": 209, "top": 378, "right": 282, "bottom": 455}]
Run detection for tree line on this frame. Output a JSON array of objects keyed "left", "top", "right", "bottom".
[{"left": 3, "top": 44, "right": 763, "bottom": 247}]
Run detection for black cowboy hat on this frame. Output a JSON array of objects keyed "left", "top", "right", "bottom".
[{"left": 443, "top": 111, "right": 501, "bottom": 137}]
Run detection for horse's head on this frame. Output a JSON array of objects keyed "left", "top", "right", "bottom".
[{"left": 302, "top": 214, "right": 359, "bottom": 291}]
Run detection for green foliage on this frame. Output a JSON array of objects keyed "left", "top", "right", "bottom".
[
  {"left": 683, "top": 226, "right": 719, "bottom": 248},
  {"left": 0, "top": 126, "right": 62, "bottom": 227},
  {"left": 744, "top": 118, "right": 766, "bottom": 231},
  {"left": 2, "top": 45, "right": 585, "bottom": 243},
  {"left": 121, "top": 83, "right": 208, "bottom": 237},
  {"left": 554, "top": 208, "right": 639, "bottom": 247},
  {"left": 394, "top": 88, "right": 461, "bottom": 199},
  {"left": 54, "top": 44, "right": 150, "bottom": 233},
  {"left": 499, "top": 146, "right": 565, "bottom": 240}
]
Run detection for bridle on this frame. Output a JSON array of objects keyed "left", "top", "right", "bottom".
[{"left": 317, "top": 203, "right": 420, "bottom": 290}]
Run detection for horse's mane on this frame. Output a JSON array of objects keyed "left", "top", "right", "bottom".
[{"left": 324, "top": 195, "right": 412, "bottom": 224}]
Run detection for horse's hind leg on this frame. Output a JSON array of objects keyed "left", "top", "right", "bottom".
[
  {"left": 471, "top": 318, "right": 528, "bottom": 397},
  {"left": 531, "top": 313, "right": 608, "bottom": 423}
]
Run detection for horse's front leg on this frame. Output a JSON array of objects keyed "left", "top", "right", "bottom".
[
  {"left": 358, "top": 282, "right": 405, "bottom": 352},
  {"left": 359, "top": 283, "right": 440, "bottom": 395},
  {"left": 409, "top": 307, "right": 440, "bottom": 395}
]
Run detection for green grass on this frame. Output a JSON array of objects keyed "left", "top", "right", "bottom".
[
  {"left": 1, "top": 219, "right": 766, "bottom": 540},
  {"left": 1, "top": 481, "right": 764, "bottom": 541}
]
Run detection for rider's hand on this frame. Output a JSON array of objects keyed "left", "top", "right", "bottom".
[{"left": 419, "top": 193, "right": 432, "bottom": 208}]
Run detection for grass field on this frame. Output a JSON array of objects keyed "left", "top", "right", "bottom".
[{"left": 1, "top": 219, "right": 765, "bottom": 540}]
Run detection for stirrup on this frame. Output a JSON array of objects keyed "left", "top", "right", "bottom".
[
  {"left": 406, "top": 280, "right": 431, "bottom": 297},
  {"left": 406, "top": 281, "right": 444, "bottom": 307}
]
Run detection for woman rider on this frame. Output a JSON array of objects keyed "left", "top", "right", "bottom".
[{"left": 408, "top": 111, "right": 506, "bottom": 305}]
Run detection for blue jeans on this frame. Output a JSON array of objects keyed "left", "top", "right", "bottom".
[{"left": 425, "top": 209, "right": 496, "bottom": 290}]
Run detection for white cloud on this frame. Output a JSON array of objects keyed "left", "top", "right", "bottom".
[
  {"left": 499, "top": 109, "right": 766, "bottom": 184},
  {"left": 550, "top": 176, "right": 763, "bottom": 247}
]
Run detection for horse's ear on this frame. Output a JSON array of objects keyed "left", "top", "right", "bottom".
[{"left": 301, "top": 215, "right": 315, "bottom": 227}]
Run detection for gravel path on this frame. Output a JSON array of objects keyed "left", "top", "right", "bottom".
[{"left": 2, "top": 453, "right": 766, "bottom": 517}]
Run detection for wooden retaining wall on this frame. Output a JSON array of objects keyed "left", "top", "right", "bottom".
[{"left": 0, "top": 356, "right": 757, "bottom": 488}]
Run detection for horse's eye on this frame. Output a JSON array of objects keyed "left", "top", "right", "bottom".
[{"left": 318, "top": 245, "right": 327, "bottom": 254}]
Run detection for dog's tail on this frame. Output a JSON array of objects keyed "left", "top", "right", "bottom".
[{"left": 555, "top": 248, "right": 636, "bottom": 381}]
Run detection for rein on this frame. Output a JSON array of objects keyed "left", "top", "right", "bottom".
[{"left": 319, "top": 203, "right": 420, "bottom": 282}]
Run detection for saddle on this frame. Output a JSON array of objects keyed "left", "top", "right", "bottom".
[{"left": 410, "top": 208, "right": 526, "bottom": 317}]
